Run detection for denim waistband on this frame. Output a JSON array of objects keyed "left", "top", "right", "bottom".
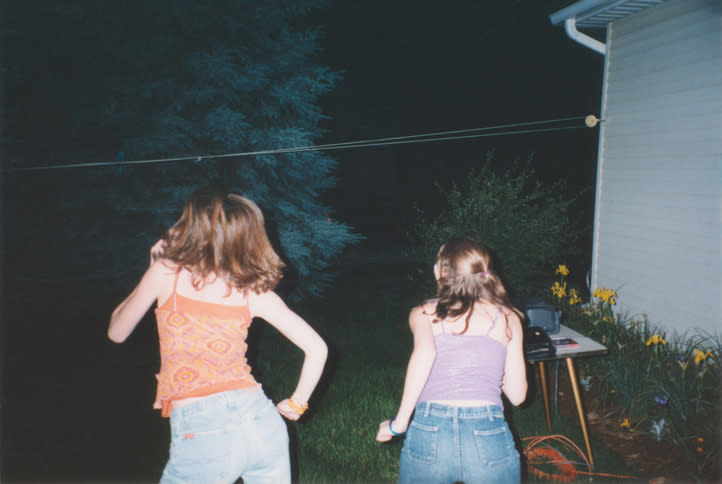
[
  {"left": 172, "top": 385, "right": 263, "bottom": 419},
  {"left": 416, "top": 401, "right": 504, "bottom": 419}
]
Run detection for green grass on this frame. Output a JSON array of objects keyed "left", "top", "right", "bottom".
[{"left": 254, "top": 261, "right": 638, "bottom": 483}]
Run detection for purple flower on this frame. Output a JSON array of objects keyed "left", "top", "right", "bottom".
[{"left": 653, "top": 395, "right": 669, "bottom": 406}]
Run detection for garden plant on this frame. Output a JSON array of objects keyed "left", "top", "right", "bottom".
[{"left": 547, "top": 265, "right": 721, "bottom": 481}]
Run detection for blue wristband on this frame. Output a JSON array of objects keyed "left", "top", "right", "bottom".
[{"left": 389, "top": 417, "right": 405, "bottom": 436}]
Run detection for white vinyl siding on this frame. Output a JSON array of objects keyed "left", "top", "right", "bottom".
[{"left": 592, "top": 0, "right": 721, "bottom": 336}]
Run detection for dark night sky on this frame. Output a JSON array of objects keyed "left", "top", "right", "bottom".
[
  {"left": 2, "top": 0, "right": 605, "bottom": 246},
  {"left": 311, "top": 1, "right": 604, "bottom": 244},
  {"left": 0, "top": 5, "right": 607, "bottom": 479}
]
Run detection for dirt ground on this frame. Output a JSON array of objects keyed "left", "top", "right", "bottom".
[{"left": 550, "top": 372, "right": 721, "bottom": 484}]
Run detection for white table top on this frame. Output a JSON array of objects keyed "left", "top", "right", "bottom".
[{"left": 529, "top": 324, "right": 608, "bottom": 361}]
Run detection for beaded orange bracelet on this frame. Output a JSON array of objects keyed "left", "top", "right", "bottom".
[{"left": 288, "top": 395, "right": 308, "bottom": 415}]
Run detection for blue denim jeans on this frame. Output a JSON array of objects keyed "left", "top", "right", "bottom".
[
  {"left": 160, "top": 387, "right": 290, "bottom": 484},
  {"left": 399, "top": 402, "right": 520, "bottom": 484}
]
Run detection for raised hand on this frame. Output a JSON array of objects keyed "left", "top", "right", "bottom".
[{"left": 150, "top": 239, "right": 167, "bottom": 265}]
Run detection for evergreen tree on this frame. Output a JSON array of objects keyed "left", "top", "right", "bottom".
[{"left": 7, "top": 0, "right": 359, "bottom": 299}]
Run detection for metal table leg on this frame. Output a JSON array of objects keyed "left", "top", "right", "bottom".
[
  {"left": 565, "top": 357, "right": 595, "bottom": 469},
  {"left": 537, "top": 361, "right": 552, "bottom": 431}
]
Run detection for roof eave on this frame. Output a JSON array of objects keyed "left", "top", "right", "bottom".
[
  {"left": 550, "top": 0, "right": 666, "bottom": 29},
  {"left": 549, "top": 0, "right": 611, "bottom": 26}
]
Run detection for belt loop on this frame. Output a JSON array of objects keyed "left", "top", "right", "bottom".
[{"left": 424, "top": 402, "right": 431, "bottom": 417}]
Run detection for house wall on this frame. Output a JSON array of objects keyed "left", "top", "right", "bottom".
[{"left": 592, "top": 0, "right": 721, "bottom": 338}]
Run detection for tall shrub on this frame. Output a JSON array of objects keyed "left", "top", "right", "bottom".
[{"left": 410, "top": 151, "right": 585, "bottom": 295}]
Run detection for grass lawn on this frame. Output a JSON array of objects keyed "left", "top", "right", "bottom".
[
  {"left": 2, "top": 259, "right": 639, "bottom": 483},
  {"left": 256, "top": 260, "right": 638, "bottom": 483}
]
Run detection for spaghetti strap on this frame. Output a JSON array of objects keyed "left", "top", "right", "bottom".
[
  {"left": 485, "top": 307, "right": 504, "bottom": 335},
  {"left": 171, "top": 270, "right": 181, "bottom": 312}
]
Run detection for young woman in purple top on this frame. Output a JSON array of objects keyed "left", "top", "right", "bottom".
[{"left": 376, "top": 237, "right": 527, "bottom": 484}]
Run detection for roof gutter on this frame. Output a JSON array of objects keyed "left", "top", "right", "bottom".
[{"left": 563, "top": 16, "right": 606, "bottom": 54}]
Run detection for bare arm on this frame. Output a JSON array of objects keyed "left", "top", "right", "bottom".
[
  {"left": 108, "top": 260, "right": 165, "bottom": 343},
  {"left": 501, "top": 312, "right": 528, "bottom": 406},
  {"left": 376, "top": 306, "right": 436, "bottom": 442},
  {"left": 249, "top": 290, "right": 328, "bottom": 421}
]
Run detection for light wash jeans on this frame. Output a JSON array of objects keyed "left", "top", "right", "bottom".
[
  {"left": 399, "top": 402, "right": 520, "bottom": 484},
  {"left": 160, "top": 387, "right": 290, "bottom": 484}
]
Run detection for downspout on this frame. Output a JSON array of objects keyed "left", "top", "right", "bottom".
[
  {"left": 590, "top": 23, "right": 611, "bottom": 295},
  {"left": 564, "top": 17, "right": 606, "bottom": 54},
  {"left": 559, "top": 14, "right": 607, "bottom": 291}
]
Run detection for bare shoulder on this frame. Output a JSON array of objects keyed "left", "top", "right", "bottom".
[
  {"left": 149, "top": 259, "right": 181, "bottom": 304},
  {"left": 419, "top": 299, "right": 437, "bottom": 315},
  {"left": 411, "top": 301, "right": 435, "bottom": 319},
  {"left": 409, "top": 303, "right": 434, "bottom": 330},
  {"left": 247, "top": 289, "right": 286, "bottom": 317},
  {"left": 155, "top": 259, "right": 180, "bottom": 277},
  {"left": 248, "top": 289, "right": 282, "bottom": 304},
  {"left": 502, "top": 307, "right": 524, "bottom": 337},
  {"left": 142, "top": 258, "right": 176, "bottom": 285}
]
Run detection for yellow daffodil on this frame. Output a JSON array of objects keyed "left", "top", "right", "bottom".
[
  {"left": 551, "top": 281, "right": 567, "bottom": 298},
  {"left": 620, "top": 418, "right": 631, "bottom": 428},
  {"left": 569, "top": 288, "right": 581, "bottom": 305},
  {"left": 555, "top": 264, "right": 569, "bottom": 276},
  {"left": 693, "top": 349, "right": 713, "bottom": 364},
  {"left": 593, "top": 287, "right": 618, "bottom": 305},
  {"left": 646, "top": 334, "right": 667, "bottom": 346}
]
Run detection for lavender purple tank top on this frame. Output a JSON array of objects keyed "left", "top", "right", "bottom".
[{"left": 418, "top": 310, "right": 507, "bottom": 407}]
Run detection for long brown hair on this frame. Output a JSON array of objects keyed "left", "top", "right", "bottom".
[
  {"left": 433, "top": 237, "right": 522, "bottom": 335},
  {"left": 162, "top": 185, "right": 285, "bottom": 294}
]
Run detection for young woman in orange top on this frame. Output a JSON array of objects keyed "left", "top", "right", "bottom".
[{"left": 108, "top": 185, "right": 328, "bottom": 484}]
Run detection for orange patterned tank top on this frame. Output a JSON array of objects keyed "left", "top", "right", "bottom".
[{"left": 153, "top": 273, "right": 258, "bottom": 417}]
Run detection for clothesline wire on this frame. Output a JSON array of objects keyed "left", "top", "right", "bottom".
[
  {"left": 285, "top": 125, "right": 585, "bottom": 152},
  {"left": 9, "top": 115, "right": 591, "bottom": 172},
  {"left": 286, "top": 115, "right": 587, "bottom": 150}
]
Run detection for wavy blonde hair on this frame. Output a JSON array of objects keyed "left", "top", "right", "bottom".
[
  {"left": 433, "top": 237, "right": 521, "bottom": 335},
  {"left": 162, "top": 185, "right": 284, "bottom": 294}
]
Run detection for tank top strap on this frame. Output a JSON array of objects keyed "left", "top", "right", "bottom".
[
  {"left": 171, "top": 269, "right": 181, "bottom": 311},
  {"left": 485, "top": 306, "right": 504, "bottom": 335}
]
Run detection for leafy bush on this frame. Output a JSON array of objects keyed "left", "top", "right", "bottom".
[{"left": 409, "top": 151, "right": 586, "bottom": 295}]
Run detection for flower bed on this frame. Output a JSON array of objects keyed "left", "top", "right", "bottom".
[{"left": 546, "top": 265, "right": 720, "bottom": 481}]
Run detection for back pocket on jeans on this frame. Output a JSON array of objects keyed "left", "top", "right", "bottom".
[
  {"left": 404, "top": 421, "right": 439, "bottom": 464},
  {"left": 472, "top": 425, "right": 516, "bottom": 467}
]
